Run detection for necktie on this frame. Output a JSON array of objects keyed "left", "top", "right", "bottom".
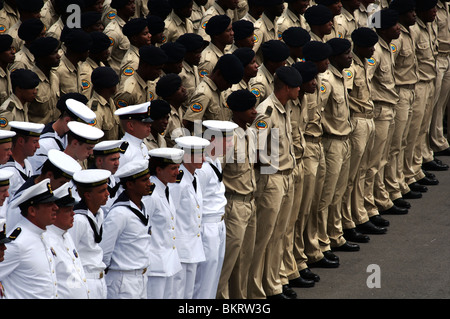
[
  {"left": 165, "top": 186, "right": 170, "bottom": 203},
  {"left": 192, "top": 176, "right": 197, "bottom": 192}
]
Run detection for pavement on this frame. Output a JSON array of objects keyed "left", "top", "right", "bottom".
[{"left": 291, "top": 155, "right": 450, "bottom": 299}]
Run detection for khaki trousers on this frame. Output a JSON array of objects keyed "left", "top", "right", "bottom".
[
  {"left": 342, "top": 116, "right": 375, "bottom": 228},
  {"left": 248, "top": 171, "right": 295, "bottom": 298},
  {"left": 293, "top": 139, "right": 326, "bottom": 270},
  {"left": 317, "top": 137, "right": 351, "bottom": 251},
  {"left": 216, "top": 196, "right": 256, "bottom": 299}
]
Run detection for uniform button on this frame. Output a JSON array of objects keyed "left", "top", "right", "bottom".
[
  {"left": 197, "top": 233, "right": 200, "bottom": 237},
  {"left": 197, "top": 205, "right": 200, "bottom": 209},
  {"left": 173, "top": 246, "right": 176, "bottom": 249}
]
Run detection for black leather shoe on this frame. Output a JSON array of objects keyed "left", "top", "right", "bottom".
[
  {"left": 393, "top": 198, "right": 411, "bottom": 209},
  {"left": 267, "top": 293, "right": 290, "bottom": 299},
  {"left": 323, "top": 250, "right": 339, "bottom": 262},
  {"left": 379, "top": 205, "right": 408, "bottom": 215},
  {"left": 417, "top": 176, "right": 439, "bottom": 185},
  {"left": 282, "top": 285, "right": 298, "bottom": 298},
  {"left": 423, "top": 170, "right": 436, "bottom": 179},
  {"left": 403, "top": 190, "right": 422, "bottom": 199},
  {"left": 370, "top": 214, "right": 390, "bottom": 227},
  {"left": 434, "top": 157, "right": 448, "bottom": 167},
  {"left": 356, "top": 221, "right": 387, "bottom": 234},
  {"left": 434, "top": 147, "right": 450, "bottom": 156},
  {"left": 343, "top": 228, "right": 370, "bottom": 243},
  {"left": 308, "top": 257, "right": 339, "bottom": 268},
  {"left": 288, "top": 276, "right": 315, "bottom": 288},
  {"left": 331, "top": 242, "right": 360, "bottom": 252},
  {"left": 422, "top": 160, "right": 449, "bottom": 171},
  {"left": 408, "top": 182, "right": 428, "bottom": 193},
  {"left": 299, "top": 268, "right": 320, "bottom": 282}
]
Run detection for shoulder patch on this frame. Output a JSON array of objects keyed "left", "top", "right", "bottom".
[
  {"left": 251, "top": 88, "right": 261, "bottom": 98},
  {"left": 116, "top": 99, "right": 128, "bottom": 108},
  {"left": 123, "top": 67, "right": 134, "bottom": 76},
  {"left": 107, "top": 10, "right": 116, "bottom": 20},
  {"left": 176, "top": 170, "right": 184, "bottom": 183},
  {"left": 390, "top": 43, "right": 397, "bottom": 53},
  {"left": 149, "top": 91, "right": 154, "bottom": 101},
  {"left": 109, "top": 36, "right": 115, "bottom": 47},
  {"left": 8, "top": 227, "right": 21, "bottom": 240},
  {"left": 0, "top": 117, "right": 8, "bottom": 128},
  {"left": 253, "top": 33, "right": 258, "bottom": 44},
  {"left": 255, "top": 120, "right": 268, "bottom": 130},
  {"left": 277, "top": 31, "right": 283, "bottom": 40},
  {"left": 367, "top": 57, "right": 376, "bottom": 66},
  {"left": 320, "top": 84, "right": 327, "bottom": 93},
  {"left": 190, "top": 103, "right": 203, "bottom": 113},
  {"left": 88, "top": 119, "right": 97, "bottom": 126},
  {"left": 201, "top": 20, "right": 208, "bottom": 29},
  {"left": 344, "top": 69, "right": 353, "bottom": 79},
  {"left": 198, "top": 69, "right": 209, "bottom": 78},
  {"left": 0, "top": 25, "right": 6, "bottom": 33},
  {"left": 81, "top": 80, "right": 91, "bottom": 90}
]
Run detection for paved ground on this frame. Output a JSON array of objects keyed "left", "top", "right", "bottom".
[{"left": 292, "top": 155, "right": 450, "bottom": 299}]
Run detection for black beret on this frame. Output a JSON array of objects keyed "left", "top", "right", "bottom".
[
  {"left": 259, "top": 0, "right": 284, "bottom": 6},
  {"left": 217, "top": 54, "right": 244, "bottom": 84},
  {"left": 111, "top": 0, "right": 129, "bottom": 9},
  {"left": 89, "top": 31, "right": 111, "bottom": 54},
  {"left": 161, "top": 42, "right": 186, "bottom": 63},
  {"left": 168, "top": 0, "right": 193, "bottom": 9},
  {"left": 11, "top": 69, "right": 40, "bottom": 89},
  {"left": 389, "top": 0, "right": 416, "bottom": 14},
  {"left": 232, "top": 20, "right": 255, "bottom": 40},
  {"left": 64, "top": 29, "right": 92, "bottom": 53},
  {"left": 261, "top": 40, "right": 290, "bottom": 62},
  {"left": 327, "top": 38, "right": 352, "bottom": 56},
  {"left": 315, "top": 0, "right": 340, "bottom": 5},
  {"left": 276, "top": 66, "right": 302, "bottom": 87},
  {"left": 29, "top": 36, "right": 60, "bottom": 58},
  {"left": 0, "top": 34, "right": 13, "bottom": 52},
  {"left": 16, "top": 0, "right": 44, "bottom": 12},
  {"left": 302, "top": 41, "right": 333, "bottom": 62},
  {"left": 373, "top": 8, "right": 399, "bottom": 29},
  {"left": 149, "top": 99, "right": 171, "bottom": 120},
  {"left": 305, "top": 5, "right": 334, "bottom": 25},
  {"left": 293, "top": 61, "right": 318, "bottom": 83},
  {"left": 56, "top": 93, "right": 89, "bottom": 113},
  {"left": 176, "top": 33, "right": 208, "bottom": 52},
  {"left": 282, "top": 27, "right": 311, "bottom": 47},
  {"left": 123, "top": 17, "right": 148, "bottom": 37},
  {"left": 415, "top": 0, "right": 438, "bottom": 11},
  {"left": 18, "top": 19, "right": 45, "bottom": 42},
  {"left": 81, "top": 11, "right": 102, "bottom": 28},
  {"left": 351, "top": 27, "right": 379, "bottom": 47},
  {"left": 91, "top": 66, "right": 119, "bottom": 88},
  {"left": 226, "top": 89, "right": 257, "bottom": 112},
  {"left": 233, "top": 47, "right": 256, "bottom": 66},
  {"left": 146, "top": 15, "right": 165, "bottom": 34},
  {"left": 205, "top": 14, "right": 231, "bottom": 36},
  {"left": 156, "top": 73, "right": 182, "bottom": 98},
  {"left": 139, "top": 45, "right": 168, "bottom": 65}
]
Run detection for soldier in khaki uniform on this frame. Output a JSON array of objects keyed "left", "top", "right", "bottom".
[
  {"left": 198, "top": 14, "right": 234, "bottom": 79},
  {"left": 88, "top": 67, "right": 121, "bottom": 141},
  {"left": 247, "top": 66, "right": 301, "bottom": 299},
  {"left": 249, "top": 40, "right": 289, "bottom": 105},
  {"left": 277, "top": 0, "right": 311, "bottom": 35},
  {"left": 304, "top": 4, "right": 334, "bottom": 42},
  {"left": 104, "top": 0, "right": 136, "bottom": 74},
  {"left": 315, "top": 0, "right": 347, "bottom": 42},
  {"left": 28, "top": 36, "right": 61, "bottom": 124},
  {"left": 146, "top": 15, "right": 166, "bottom": 47},
  {"left": 0, "top": 69, "right": 39, "bottom": 127},
  {"left": 281, "top": 26, "right": 311, "bottom": 66},
  {"left": 155, "top": 73, "right": 189, "bottom": 147},
  {"left": 355, "top": 0, "right": 379, "bottom": 28},
  {"left": 0, "top": 35, "right": 14, "bottom": 106},
  {"left": 114, "top": 45, "right": 168, "bottom": 108},
  {"left": 0, "top": 0, "right": 20, "bottom": 36},
  {"left": 216, "top": 89, "right": 258, "bottom": 299},
  {"left": 164, "top": 0, "right": 195, "bottom": 43},
  {"left": 229, "top": 19, "right": 255, "bottom": 52},
  {"left": 197, "top": 0, "right": 240, "bottom": 41},
  {"left": 160, "top": 41, "right": 186, "bottom": 75},
  {"left": 144, "top": 99, "right": 170, "bottom": 150},
  {"left": 339, "top": 0, "right": 361, "bottom": 40},
  {"left": 183, "top": 54, "right": 244, "bottom": 130}
]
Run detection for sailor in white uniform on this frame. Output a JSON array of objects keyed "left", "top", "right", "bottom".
[{"left": 0, "top": 130, "right": 16, "bottom": 220}]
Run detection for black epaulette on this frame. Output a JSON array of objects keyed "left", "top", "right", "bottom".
[
  {"left": 6, "top": 101, "right": 15, "bottom": 112},
  {"left": 265, "top": 106, "right": 273, "bottom": 117},
  {"left": 176, "top": 170, "right": 184, "bottom": 183},
  {"left": 8, "top": 227, "right": 21, "bottom": 240},
  {"left": 148, "top": 182, "right": 155, "bottom": 195},
  {"left": 90, "top": 100, "right": 99, "bottom": 112}
]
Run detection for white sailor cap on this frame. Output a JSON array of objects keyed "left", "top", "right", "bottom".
[
  {"left": 46, "top": 149, "right": 82, "bottom": 179},
  {"left": 114, "top": 102, "right": 153, "bottom": 123},
  {"left": 13, "top": 178, "right": 58, "bottom": 209},
  {"left": 93, "top": 140, "right": 129, "bottom": 156},
  {"left": 175, "top": 136, "right": 210, "bottom": 152},
  {"left": 65, "top": 98, "right": 97, "bottom": 125},
  {"left": 67, "top": 121, "right": 104, "bottom": 144},
  {"left": 73, "top": 169, "right": 111, "bottom": 188},
  {"left": 114, "top": 159, "right": 150, "bottom": 182},
  {"left": 9, "top": 121, "right": 45, "bottom": 137},
  {"left": 202, "top": 120, "right": 238, "bottom": 137},
  {"left": 53, "top": 182, "right": 76, "bottom": 207},
  {"left": 0, "top": 129, "right": 15, "bottom": 143},
  {"left": 0, "top": 170, "right": 14, "bottom": 187},
  {"left": 148, "top": 147, "right": 184, "bottom": 164}
]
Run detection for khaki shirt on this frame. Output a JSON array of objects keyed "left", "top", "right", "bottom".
[
  {"left": 436, "top": 1, "right": 450, "bottom": 55},
  {"left": 191, "top": 2, "right": 206, "bottom": 32},
  {"left": 222, "top": 123, "right": 257, "bottom": 196},
  {"left": 320, "top": 64, "right": 352, "bottom": 136},
  {"left": 344, "top": 54, "right": 374, "bottom": 115},
  {"left": 144, "top": 132, "right": 167, "bottom": 151},
  {"left": 6, "top": 21, "right": 24, "bottom": 53},
  {"left": 310, "top": 31, "right": 325, "bottom": 42},
  {"left": 46, "top": 17, "right": 64, "bottom": 40},
  {"left": 367, "top": 36, "right": 399, "bottom": 105},
  {"left": 40, "top": 0, "right": 58, "bottom": 29},
  {"left": 323, "top": 15, "right": 346, "bottom": 42},
  {"left": 410, "top": 18, "right": 438, "bottom": 82},
  {"left": 391, "top": 24, "right": 418, "bottom": 86},
  {"left": 114, "top": 72, "right": 149, "bottom": 108},
  {"left": 355, "top": 3, "right": 377, "bottom": 28},
  {"left": 119, "top": 44, "right": 140, "bottom": 81},
  {"left": 164, "top": 10, "right": 194, "bottom": 43},
  {"left": 198, "top": 42, "right": 223, "bottom": 79},
  {"left": 179, "top": 61, "right": 200, "bottom": 113},
  {"left": 29, "top": 65, "right": 60, "bottom": 124},
  {"left": 88, "top": 91, "right": 120, "bottom": 141},
  {"left": 183, "top": 76, "right": 231, "bottom": 122},
  {"left": 0, "top": 67, "right": 11, "bottom": 106},
  {"left": 304, "top": 74, "right": 324, "bottom": 137},
  {"left": 276, "top": 7, "right": 311, "bottom": 38},
  {"left": 0, "top": 2, "right": 19, "bottom": 35},
  {"left": 9, "top": 46, "right": 34, "bottom": 71},
  {"left": 164, "top": 105, "right": 186, "bottom": 148},
  {"left": 289, "top": 96, "right": 306, "bottom": 160},
  {"left": 248, "top": 64, "right": 274, "bottom": 106},
  {"left": 79, "top": 58, "right": 105, "bottom": 99},
  {"left": 252, "top": 92, "right": 296, "bottom": 172},
  {"left": 253, "top": 13, "right": 279, "bottom": 65},
  {"left": 104, "top": 16, "right": 130, "bottom": 75},
  {"left": 53, "top": 55, "right": 81, "bottom": 96},
  {"left": 337, "top": 8, "right": 358, "bottom": 41},
  {"left": 0, "top": 93, "right": 28, "bottom": 128}
]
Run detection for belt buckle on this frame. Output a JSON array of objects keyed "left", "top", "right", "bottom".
[
  {"left": 99, "top": 271, "right": 104, "bottom": 279},
  {"left": 142, "top": 268, "right": 147, "bottom": 275}
]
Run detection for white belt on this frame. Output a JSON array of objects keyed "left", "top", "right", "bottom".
[
  {"left": 107, "top": 268, "right": 148, "bottom": 275},
  {"left": 202, "top": 214, "right": 224, "bottom": 223},
  {"left": 85, "top": 271, "right": 104, "bottom": 279}
]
